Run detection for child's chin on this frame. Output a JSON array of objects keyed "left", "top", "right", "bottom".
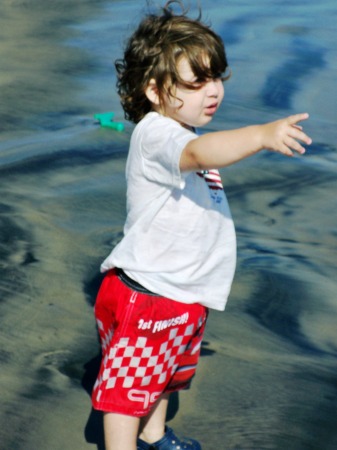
[{"left": 198, "top": 116, "right": 214, "bottom": 127}]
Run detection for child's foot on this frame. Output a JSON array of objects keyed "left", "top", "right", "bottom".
[{"left": 137, "top": 426, "right": 202, "bottom": 450}]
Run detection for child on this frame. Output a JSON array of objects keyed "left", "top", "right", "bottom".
[{"left": 91, "top": 1, "right": 312, "bottom": 449}]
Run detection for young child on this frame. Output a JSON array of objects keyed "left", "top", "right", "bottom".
[{"left": 91, "top": 2, "right": 312, "bottom": 449}]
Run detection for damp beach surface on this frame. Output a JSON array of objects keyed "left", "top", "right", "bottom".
[{"left": 1, "top": 1, "right": 336, "bottom": 449}]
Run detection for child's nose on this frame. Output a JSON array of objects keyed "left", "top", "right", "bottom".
[{"left": 206, "top": 79, "right": 221, "bottom": 96}]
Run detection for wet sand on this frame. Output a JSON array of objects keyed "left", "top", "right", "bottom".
[{"left": 1, "top": 1, "right": 337, "bottom": 449}]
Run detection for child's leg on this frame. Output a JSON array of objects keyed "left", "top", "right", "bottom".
[
  {"left": 103, "top": 394, "right": 169, "bottom": 449},
  {"left": 103, "top": 412, "right": 140, "bottom": 450},
  {"left": 138, "top": 393, "right": 170, "bottom": 443}
]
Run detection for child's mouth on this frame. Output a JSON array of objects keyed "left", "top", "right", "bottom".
[{"left": 205, "top": 103, "right": 218, "bottom": 115}]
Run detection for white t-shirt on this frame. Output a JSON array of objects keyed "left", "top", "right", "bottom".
[{"left": 101, "top": 112, "right": 236, "bottom": 311}]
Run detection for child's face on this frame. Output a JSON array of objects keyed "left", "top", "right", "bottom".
[{"left": 162, "top": 57, "right": 224, "bottom": 129}]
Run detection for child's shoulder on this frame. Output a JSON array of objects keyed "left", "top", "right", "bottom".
[
  {"left": 133, "top": 111, "right": 185, "bottom": 140},
  {"left": 131, "top": 111, "right": 196, "bottom": 156}
]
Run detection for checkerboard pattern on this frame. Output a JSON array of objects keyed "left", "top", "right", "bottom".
[
  {"left": 91, "top": 270, "right": 208, "bottom": 415},
  {"left": 94, "top": 324, "right": 195, "bottom": 402}
]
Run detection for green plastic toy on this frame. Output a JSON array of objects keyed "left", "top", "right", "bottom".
[{"left": 94, "top": 112, "right": 125, "bottom": 132}]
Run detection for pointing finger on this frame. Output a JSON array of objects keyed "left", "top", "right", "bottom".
[{"left": 288, "top": 112, "right": 310, "bottom": 125}]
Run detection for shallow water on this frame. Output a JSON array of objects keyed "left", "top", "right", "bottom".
[{"left": 1, "top": 1, "right": 336, "bottom": 449}]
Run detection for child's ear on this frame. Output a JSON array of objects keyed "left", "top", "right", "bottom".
[{"left": 145, "top": 79, "right": 160, "bottom": 106}]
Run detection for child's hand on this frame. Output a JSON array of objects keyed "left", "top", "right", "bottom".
[{"left": 260, "top": 113, "right": 312, "bottom": 156}]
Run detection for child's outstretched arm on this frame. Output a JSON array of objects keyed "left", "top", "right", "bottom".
[{"left": 180, "top": 113, "right": 312, "bottom": 171}]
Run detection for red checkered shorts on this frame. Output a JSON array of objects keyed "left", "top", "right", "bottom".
[{"left": 91, "top": 269, "right": 208, "bottom": 417}]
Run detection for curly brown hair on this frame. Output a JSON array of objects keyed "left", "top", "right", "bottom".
[{"left": 115, "top": 1, "right": 230, "bottom": 123}]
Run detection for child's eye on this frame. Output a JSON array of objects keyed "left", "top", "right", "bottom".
[
  {"left": 194, "top": 74, "right": 222, "bottom": 84},
  {"left": 193, "top": 78, "right": 208, "bottom": 87}
]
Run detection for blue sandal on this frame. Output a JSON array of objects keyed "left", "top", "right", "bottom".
[{"left": 137, "top": 426, "right": 202, "bottom": 450}]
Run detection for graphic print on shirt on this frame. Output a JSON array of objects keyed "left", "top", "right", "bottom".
[{"left": 196, "top": 170, "right": 224, "bottom": 204}]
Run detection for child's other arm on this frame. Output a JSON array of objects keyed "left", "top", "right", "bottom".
[{"left": 180, "top": 113, "right": 312, "bottom": 171}]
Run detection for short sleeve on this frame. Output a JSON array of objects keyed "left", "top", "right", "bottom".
[{"left": 140, "top": 114, "right": 197, "bottom": 189}]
